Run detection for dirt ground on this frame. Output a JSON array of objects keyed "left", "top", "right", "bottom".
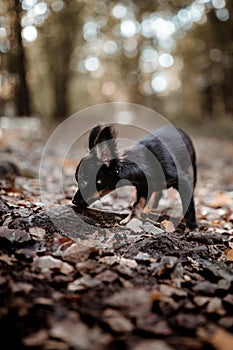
[{"left": 0, "top": 124, "right": 233, "bottom": 350}]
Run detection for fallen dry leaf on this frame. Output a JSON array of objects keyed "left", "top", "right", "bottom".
[
  {"left": 193, "top": 296, "right": 210, "bottom": 307},
  {"left": 106, "top": 289, "right": 152, "bottom": 319},
  {"left": 32, "top": 256, "right": 74, "bottom": 275},
  {"left": 29, "top": 227, "right": 46, "bottom": 240},
  {"left": 11, "top": 282, "right": 33, "bottom": 294},
  {"left": 206, "top": 297, "right": 226, "bottom": 316},
  {"left": 1, "top": 130, "right": 233, "bottom": 350},
  {"left": 61, "top": 243, "right": 98, "bottom": 263},
  {"left": 68, "top": 275, "right": 101, "bottom": 291},
  {"left": 0, "top": 227, "right": 31, "bottom": 243},
  {"left": 49, "top": 316, "right": 111, "bottom": 349},
  {"left": 22, "top": 329, "right": 48, "bottom": 347},
  {"left": 104, "top": 309, "right": 134, "bottom": 332},
  {"left": 133, "top": 339, "right": 174, "bottom": 350},
  {"left": 161, "top": 220, "right": 175, "bottom": 233},
  {"left": 209, "top": 328, "right": 233, "bottom": 350},
  {"left": 209, "top": 192, "right": 232, "bottom": 208},
  {"left": 225, "top": 249, "right": 233, "bottom": 261},
  {"left": 0, "top": 253, "right": 17, "bottom": 265}
]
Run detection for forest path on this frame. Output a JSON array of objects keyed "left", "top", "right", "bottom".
[{"left": 0, "top": 129, "right": 233, "bottom": 350}]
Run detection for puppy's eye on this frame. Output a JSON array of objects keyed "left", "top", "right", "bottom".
[{"left": 97, "top": 179, "right": 102, "bottom": 184}]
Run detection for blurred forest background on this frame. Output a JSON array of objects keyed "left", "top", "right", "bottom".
[{"left": 0, "top": 0, "right": 232, "bottom": 136}]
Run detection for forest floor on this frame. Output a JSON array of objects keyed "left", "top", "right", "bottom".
[{"left": 0, "top": 123, "right": 233, "bottom": 350}]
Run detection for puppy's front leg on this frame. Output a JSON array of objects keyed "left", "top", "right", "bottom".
[
  {"left": 146, "top": 191, "right": 162, "bottom": 210},
  {"left": 120, "top": 191, "right": 147, "bottom": 225}
]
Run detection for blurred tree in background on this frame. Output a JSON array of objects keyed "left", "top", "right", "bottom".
[
  {"left": 0, "top": 0, "right": 31, "bottom": 116},
  {"left": 0, "top": 0, "right": 232, "bottom": 131}
]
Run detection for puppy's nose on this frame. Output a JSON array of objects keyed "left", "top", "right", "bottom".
[
  {"left": 72, "top": 192, "right": 88, "bottom": 208},
  {"left": 72, "top": 196, "right": 78, "bottom": 205}
]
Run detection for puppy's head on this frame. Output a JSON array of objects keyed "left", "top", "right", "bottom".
[{"left": 72, "top": 124, "right": 120, "bottom": 207}]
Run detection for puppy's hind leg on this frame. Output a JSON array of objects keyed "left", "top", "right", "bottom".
[{"left": 177, "top": 176, "right": 197, "bottom": 230}]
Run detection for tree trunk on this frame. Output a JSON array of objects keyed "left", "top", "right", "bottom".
[
  {"left": 44, "top": 1, "right": 84, "bottom": 120},
  {"left": 7, "top": 0, "right": 31, "bottom": 116},
  {"left": 14, "top": 0, "right": 31, "bottom": 115}
]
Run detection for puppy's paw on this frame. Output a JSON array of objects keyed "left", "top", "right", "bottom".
[{"left": 120, "top": 212, "right": 132, "bottom": 225}]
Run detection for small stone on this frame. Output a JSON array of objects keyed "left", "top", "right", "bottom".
[
  {"left": 126, "top": 218, "right": 143, "bottom": 233},
  {"left": 135, "top": 252, "right": 151, "bottom": 263},
  {"left": 68, "top": 276, "right": 101, "bottom": 291},
  {"left": 0, "top": 227, "right": 31, "bottom": 244},
  {"left": 29, "top": 227, "right": 45, "bottom": 240},
  {"left": 142, "top": 222, "right": 164, "bottom": 235},
  {"left": 32, "top": 256, "right": 74, "bottom": 275},
  {"left": 23, "top": 329, "right": 48, "bottom": 347},
  {"left": 206, "top": 297, "right": 226, "bottom": 316},
  {"left": 104, "top": 309, "right": 133, "bottom": 332},
  {"left": 193, "top": 296, "right": 210, "bottom": 307},
  {"left": 133, "top": 340, "right": 174, "bottom": 350}
]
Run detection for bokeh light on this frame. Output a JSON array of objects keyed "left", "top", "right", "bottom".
[
  {"left": 76, "top": 0, "right": 231, "bottom": 102},
  {"left": 1, "top": 0, "right": 232, "bottom": 120},
  {"left": 51, "top": 0, "right": 64, "bottom": 12},
  {"left": 211, "top": 0, "right": 225, "bottom": 9},
  {"left": 112, "top": 4, "right": 127, "bottom": 19},
  {"left": 151, "top": 73, "right": 168, "bottom": 94},
  {"left": 22, "top": 0, "right": 37, "bottom": 11},
  {"left": 120, "top": 20, "right": 138, "bottom": 38},
  {"left": 140, "top": 47, "right": 158, "bottom": 73},
  {"left": 83, "top": 21, "right": 99, "bottom": 41},
  {"left": 102, "top": 81, "right": 116, "bottom": 96},
  {"left": 216, "top": 8, "right": 229, "bottom": 21},
  {"left": 22, "top": 25, "right": 38, "bottom": 42},
  {"left": 34, "top": 2, "right": 48, "bottom": 15},
  {"left": 152, "top": 17, "right": 176, "bottom": 39},
  {"left": 84, "top": 56, "right": 100, "bottom": 72},
  {"left": 0, "top": 28, "right": 7, "bottom": 39},
  {"left": 103, "top": 40, "right": 118, "bottom": 54},
  {"left": 159, "top": 53, "right": 174, "bottom": 68}
]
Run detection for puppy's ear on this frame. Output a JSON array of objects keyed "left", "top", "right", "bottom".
[
  {"left": 96, "top": 125, "right": 117, "bottom": 143},
  {"left": 95, "top": 125, "right": 118, "bottom": 166},
  {"left": 89, "top": 124, "right": 102, "bottom": 150}
]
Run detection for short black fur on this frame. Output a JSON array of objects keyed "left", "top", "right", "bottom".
[{"left": 72, "top": 124, "right": 197, "bottom": 229}]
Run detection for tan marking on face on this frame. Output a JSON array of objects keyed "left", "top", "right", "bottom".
[
  {"left": 86, "top": 189, "right": 113, "bottom": 203},
  {"left": 89, "top": 192, "right": 100, "bottom": 200},
  {"left": 99, "top": 189, "right": 112, "bottom": 197}
]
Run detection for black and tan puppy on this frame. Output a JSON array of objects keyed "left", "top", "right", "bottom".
[{"left": 72, "top": 124, "right": 197, "bottom": 229}]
